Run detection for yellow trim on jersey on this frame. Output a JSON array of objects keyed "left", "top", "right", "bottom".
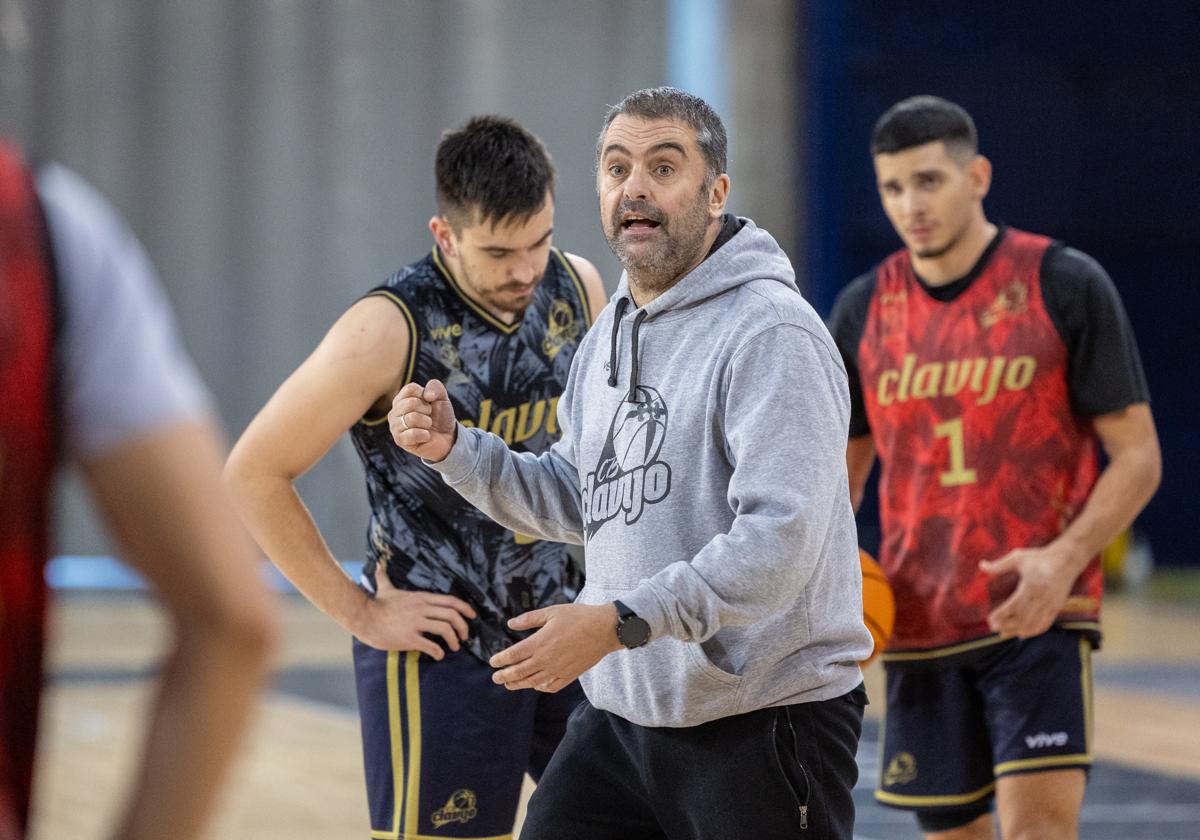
[
  {"left": 882, "top": 622, "right": 1099, "bottom": 665},
  {"left": 553, "top": 247, "right": 592, "bottom": 328},
  {"left": 403, "top": 651, "right": 423, "bottom": 837},
  {"left": 360, "top": 290, "right": 419, "bottom": 426},
  {"left": 994, "top": 754, "right": 1091, "bottom": 776},
  {"left": 431, "top": 247, "right": 522, "bottom": 335},
  {"left": 875, "top": 781, "right": 996, "bottom": 808},
  {"left": 881, "top": 634, "right": 1009, "bottom": 663},
  {"left": 372, "top": 652, "right": 426, "bottom": 840},
  {"left": 372, "top": 651, "right": 406, "bottom": 840}
]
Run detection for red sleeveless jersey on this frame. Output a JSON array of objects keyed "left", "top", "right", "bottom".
[
  {"left": 0, "top": 141, "right": 56, "bottom": 836},
  {"left": 858, "top": 229, "right": 1101, "bottom": 657}
]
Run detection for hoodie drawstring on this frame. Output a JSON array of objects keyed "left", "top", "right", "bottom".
[
  {"left": 607, "top": 297, "right": 630, "bottom": 388},
  {"left": 626, "top": 309, "right": 648, "bottom": 401}
]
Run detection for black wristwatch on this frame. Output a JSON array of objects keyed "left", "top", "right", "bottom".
[{"left": 614, "top": 600, "right": 651, "bottom": 649}]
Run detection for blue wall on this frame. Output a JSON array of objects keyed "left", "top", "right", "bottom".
[{"left": 801, "top": 1, "right": 1200, "bottom": 565}]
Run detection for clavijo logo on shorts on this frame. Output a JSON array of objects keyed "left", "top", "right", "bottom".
[
  {"left": 883, "top": 752, "right": 917, "bottom": 786},
  {"left": 582, "top": 385, "right": 672, "bottom": 538},
  {"left": 431, "top": 789, "right": 478, "bottom": 828}
]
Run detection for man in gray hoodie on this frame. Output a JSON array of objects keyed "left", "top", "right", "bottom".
[{"left": 390, "top": 87, "right": 871, "bottom": 839}]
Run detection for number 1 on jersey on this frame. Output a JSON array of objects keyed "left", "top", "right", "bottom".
[{"left": 934, "top": 417, "right": 978, "bottom": 487}]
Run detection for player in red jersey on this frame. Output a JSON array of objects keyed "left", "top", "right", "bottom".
[{"left": 830, "top": 97, "right": 1161, "bottom": 840}]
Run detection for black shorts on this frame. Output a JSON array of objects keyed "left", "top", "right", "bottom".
[
  {"left": 876, "top": 628, "right": 1093, "bottom": 814},
  {"left": 353, "top": 639, "right": 583, "bottom": 839}
]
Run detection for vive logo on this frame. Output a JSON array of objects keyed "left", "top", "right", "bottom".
[
  {"left": 431, "top": 789, "right": 478, "bottom": 828},
  {"left": 430, "top": 322, "right": 463, "bottom": 341},
  {"left": 1024, "top": 731, "right": 1069, "bottom": 749},
  {"left": 582, "top": 385, "right": 671, "bottom": 538}
]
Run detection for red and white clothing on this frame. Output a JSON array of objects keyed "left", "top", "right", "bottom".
[
  {"left": 830, "top": 226, "right": 1149, "bottom": 660},
  {"left": 0, "top": 142, "right": 211, "bottom": 836}
]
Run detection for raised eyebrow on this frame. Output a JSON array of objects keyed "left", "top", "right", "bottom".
[
  {"left": 601, "top": 142, "right": 631, "bottom": 160},
  {"left": 601, "top": 141, "right": 688, "bottom": 160},
  {"left": 649, "top": 141, "right": 687, "bottom": 158}
]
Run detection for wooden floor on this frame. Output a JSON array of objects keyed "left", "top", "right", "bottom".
[{"left": 30, "top": 590, "right": 1200, "bottom": 839}]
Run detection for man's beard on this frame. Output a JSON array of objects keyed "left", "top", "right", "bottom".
[
  {"left": 913, "top": 216, "right": 969, "bottom": 260},
  {"left": 604, "top": 188, "right": 712, "bottom": 295},
  {"left": 459, "top": 262, "right": 544, "bottom": 316}
]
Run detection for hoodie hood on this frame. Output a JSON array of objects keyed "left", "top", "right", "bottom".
[
  {"left": 611, "top": 216, "right": 798, "bottom": 315},
  {"left": 606, "top": 217, "right": 798, "bottom": 397}
]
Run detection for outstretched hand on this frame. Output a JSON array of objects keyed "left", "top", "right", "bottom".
[{"left": 389, "top": 379, "right": 458, "bottom": 462}]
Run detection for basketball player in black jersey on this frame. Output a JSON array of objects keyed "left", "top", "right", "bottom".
[{"left": 226, "top": 116, "right": 605, "bottom": 839}]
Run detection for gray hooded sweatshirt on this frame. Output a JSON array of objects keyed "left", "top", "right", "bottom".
[{"left": 430, "top": 218, "right": 871, "bottom": 728}]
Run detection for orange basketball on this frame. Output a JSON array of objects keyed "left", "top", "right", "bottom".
[{"left": 859, "top": 548, "right": 895, "bottom": 666}]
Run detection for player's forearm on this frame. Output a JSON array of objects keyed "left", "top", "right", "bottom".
[
  {"left": 82, "top": 422, "right": 276, "bottom": 840},
  {"left": 1050, "top": 439, "right": 1162, "bottom": 575},
  {"left": 224, "top": 462, "right": 371, "bottom": 633},
  {"left": 432, "top": 424, "right": 585, "bottom": 544},
  {"left": 111, "top": 621, "right": 268, "bottom": 840}
]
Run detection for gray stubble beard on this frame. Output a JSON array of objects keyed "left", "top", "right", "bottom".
[{"left": 605, "top": 188, "right": 713, "bottom": 300}]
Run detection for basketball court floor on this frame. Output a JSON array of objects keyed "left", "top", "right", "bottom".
[{"left": 31, "top": 586, "right": 1200, "bottom": 839}]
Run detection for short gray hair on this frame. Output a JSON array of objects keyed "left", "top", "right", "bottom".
[{"left": 595, "top": 86, "right": 728, "bottom": 182}]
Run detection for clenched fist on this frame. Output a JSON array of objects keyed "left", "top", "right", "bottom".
[{"left": 389, "top": 379, "right": 458, "bottom": 462}]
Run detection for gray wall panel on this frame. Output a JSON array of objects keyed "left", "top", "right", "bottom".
[
  {"left": 3, "top": 0, "right": 668, "bottom": 558},
  {"left": 3, "top": 0, "right": 797, "bottom": 563}
]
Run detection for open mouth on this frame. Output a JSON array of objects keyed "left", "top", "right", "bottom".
[{"left": 620, "top": 214, "right": 662, "bottom": 231}]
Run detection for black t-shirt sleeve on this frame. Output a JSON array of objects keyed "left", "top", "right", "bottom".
[
  {"left": 828, "top": 270, "right": 877, "bottom": 437},
  {"left": 1040, "top": 244, "right": 1150, "bottom": 418}
]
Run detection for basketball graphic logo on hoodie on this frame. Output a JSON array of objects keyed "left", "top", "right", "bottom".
[{"left": 582, "top": 385, "right": 672, "bottom": 538}]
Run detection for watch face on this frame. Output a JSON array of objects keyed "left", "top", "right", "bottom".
[{"left": 618, "top": 616, "right": 651, "bottom": 648}]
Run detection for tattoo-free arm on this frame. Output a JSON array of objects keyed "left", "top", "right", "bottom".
[
  {"left": 983, "top": 403, "right": 1161, "bottom": 638},
  {"left": 83, "top": 421, "right": 278, "bottom": 840}
]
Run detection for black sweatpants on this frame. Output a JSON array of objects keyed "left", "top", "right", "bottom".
[{"left": 520, "top": 684, "right": 866, "bottom": 840}]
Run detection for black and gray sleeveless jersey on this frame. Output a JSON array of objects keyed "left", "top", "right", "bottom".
[{"left": 350, "top": 246, "right": 592, "bottom": 661}]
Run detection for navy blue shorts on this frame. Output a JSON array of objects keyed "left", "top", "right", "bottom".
[
  {"left": 353, "top": 639, "right": 583, "bottom": 839},
  {"left": 876, "top": 628, "right": 1093, "bottom": 815}
]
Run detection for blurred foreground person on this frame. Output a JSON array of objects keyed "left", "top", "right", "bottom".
[{"left": 0, "top": 140, "right": 277, "bottom": 840}]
